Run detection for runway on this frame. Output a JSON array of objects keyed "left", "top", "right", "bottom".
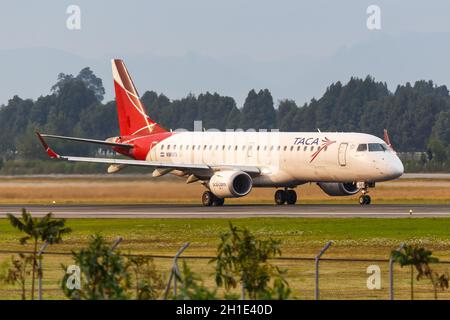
[{"left": 0, "top": 204, "right": 449, "bottom": 218}]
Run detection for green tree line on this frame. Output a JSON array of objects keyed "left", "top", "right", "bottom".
[{"left": 0, "top": 69, "right": 449, "bottom": 173}]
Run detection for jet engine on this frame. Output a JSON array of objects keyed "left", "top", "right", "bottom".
[
  {"left": 317, "top": 182, "right": 360, "bottom": 196},
  {"left": 209, "top": 171, "right": 253, "bottom": 198}
]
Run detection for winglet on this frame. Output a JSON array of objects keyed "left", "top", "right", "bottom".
[
  {"left": 383, "top": 129, "right": 394, "bottom": 151},
  {"left": 36, "top": 131, "right": 60, "bottom": 159}
]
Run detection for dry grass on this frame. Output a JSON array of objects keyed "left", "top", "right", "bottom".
[{"left": 0, "top": 176, "right": 449, "bottom": 204}]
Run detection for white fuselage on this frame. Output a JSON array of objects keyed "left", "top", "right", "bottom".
[{"left": 146, "top": 131, "right": 404, "bottom": 187}]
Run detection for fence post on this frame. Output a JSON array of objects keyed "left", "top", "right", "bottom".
[
  {"left": 163, "top": 242, "right": 190, "bottom": 300},
  {"left": 37, "top": 241, "right": 49, "bottom": 301},
  {"left": 111, "top": 237, "right": 123, "bottom": 250},
  {"left": 315, "top": 241, "right": 333, "bottom": 300},
  {"left": 389, "top": 243, "right": 405, "bottom": 300}
]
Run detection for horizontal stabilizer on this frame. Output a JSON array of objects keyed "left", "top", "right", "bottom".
[{"left": 40, "top": 133, "right": 133, "bottom": 149}]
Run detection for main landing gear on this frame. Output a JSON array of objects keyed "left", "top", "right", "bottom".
[
  {"left": 202, "top": 191, "right": 225, "bottom": 207},
  {"left": 358, "top": 182, "right": 373, "bottom": 205},
  {"left": 274, "top": 188, "right": 297, "bottom": 205}
]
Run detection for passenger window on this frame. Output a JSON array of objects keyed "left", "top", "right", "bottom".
[
  {"left": 167, "top": 145, "right": 171, "bottom": 150},
  {"left": 290, "top": 146, "right": 294, "bottom": 151},
  {"left": 161, "top": 145, "right": 164, "bottom": 150},
  {"left": 357, "top": 144, "right": 367, "bottom": 152},
  {"left": 270, "top": 146, "right": 274, "bottom": 151},
  {"left": 283, "top": 146, "right": 287, "bottom": 151}
]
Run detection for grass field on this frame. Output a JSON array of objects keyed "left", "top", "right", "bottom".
[
  {"left": 0, "top": 176, "right": 448, "bottom": 299},
  {"left": 1, "top": 217, "right": 450, "bottom": 299},
  {"left": 0, "top": 176, "right": 449, "bottom": 205}
]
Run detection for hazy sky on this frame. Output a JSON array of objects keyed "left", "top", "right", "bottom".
[
  {"left": 4, "top": 1, "right": 450, "bottom": 58},
  {"left": 2, "top": 1, "right": 450, "bottom": 105}
]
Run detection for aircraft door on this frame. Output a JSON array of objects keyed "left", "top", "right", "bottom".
[
  {"left": 149, "top": 141, "right": 158, "bottom": 160},
  {"left": 338, "top": 143, "right": 348, "bottom": 166}
]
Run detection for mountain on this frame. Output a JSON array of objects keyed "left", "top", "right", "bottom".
[{"left": 2, "top": 32, "right": 450, "bottom": 107}]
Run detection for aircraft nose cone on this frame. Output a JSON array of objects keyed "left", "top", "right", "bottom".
[{"left": 390, "top": 157, "right": 404, "bottom": 179}]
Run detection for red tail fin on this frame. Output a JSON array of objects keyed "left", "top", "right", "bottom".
[{"left": 112, "top": 59, "right": 166, "bottom": 136}]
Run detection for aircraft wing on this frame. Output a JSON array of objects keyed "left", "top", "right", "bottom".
[{"left": 36, "top": 132, "right": 261, "bottom": 175}]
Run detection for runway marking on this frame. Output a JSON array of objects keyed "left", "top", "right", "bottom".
[{"left": 0, "top": 205, "right": 449, "bottom": 218}]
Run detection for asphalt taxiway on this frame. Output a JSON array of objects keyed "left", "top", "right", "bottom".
[{"left": 0, "top": 204, "right": 449, "bottom": 218}]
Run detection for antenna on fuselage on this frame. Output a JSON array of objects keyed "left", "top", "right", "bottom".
[{"left": 317, "top": 128, "right": 321, "bottom": 133}]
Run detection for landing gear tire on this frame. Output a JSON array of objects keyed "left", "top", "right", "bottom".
[
  {"left": 202, "top": 191, "right": 225, "bottom": 206},
  {"left": 275, "top": 190, "right": 286, "bottom": 205},
  {"left": 359, "top": 195, "right": 371, "bottom": 205},
  {"left": 286, "top": 190, "right": 297, "bottom": 205},
  {"left": 202, "top": 191, "right": 214, "bottom": 206},
  {"left": 212, "top": 197, "right": 225, "bottom": 206}
]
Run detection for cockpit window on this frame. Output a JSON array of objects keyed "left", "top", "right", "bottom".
[
  {"left": 368, "top": 143, "right": 385, "bottom": 152},
  {"left": 357, "top": 144, "right": 367, "bottom": 152}
]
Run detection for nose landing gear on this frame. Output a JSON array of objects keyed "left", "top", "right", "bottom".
[
  {"left": 359, "top": 194, "right": 371, "bottom": 205},
  {"left": 358, "top": 182, "right": 374, "bottom": 205},
  {"left": 274, "top": 189, "right": 297, "bottom": 205}
]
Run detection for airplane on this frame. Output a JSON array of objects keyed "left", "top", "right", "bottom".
[{"left": 36, "top": 59, "right": 404, "bottom": 206}]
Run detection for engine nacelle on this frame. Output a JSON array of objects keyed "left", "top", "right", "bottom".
[
  {"left": 317, "top": 182, "right": 360, "bottom": 196},
  {"left": 209, "top": 171, "right": 253, "bottom": 198}
]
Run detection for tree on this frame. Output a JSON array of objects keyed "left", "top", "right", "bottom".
[
  {"left": 16, "top": 124, "right": 47, "bottom": 160},
  {"left": 277, "top": 99, "right": 298, "bottom": 130},
  {"left": 7, "top": 209, "right": 71, "bottom": 300},
  {"left": 62, "top": 235, "right": 130, "bottom": 300},
  {"left": 175, "top": 261, "right": 218, "bottom": 300},
  {"left": 433, "top": 111, "right": 450, "bottom": 144},
  {"left": 52, "top": 68, "right": 105, "bottom": 102},
  {"left": 0, "top": 253, "right": 33, "bottom": 300},
  {"left": 51, "top": 73, "right": 75, "bottom": 95},
  {"left": 211, "top": 222, "right": 290, "bottom": 300},
  {"left": 240, "top": 89, "right": 276, "bottom": 130},
  {"left": 430, "top": 272, "right": 449, "bottom": 300},
  {"left": 126, "top": 255, "right": 164, "bottom": 300},
  {"left": 76, "top": 67, "right": 105, "bottom": 101},
  {"left": 391, "top": 245, "right": 439, "bottom": 300},
  {"left": 427, "top": 139, "right": 447, "bottom": 163}
]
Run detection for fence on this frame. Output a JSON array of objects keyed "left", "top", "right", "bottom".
[{"left": 0, "top": 244, "right": 449, "bottom": 300}]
